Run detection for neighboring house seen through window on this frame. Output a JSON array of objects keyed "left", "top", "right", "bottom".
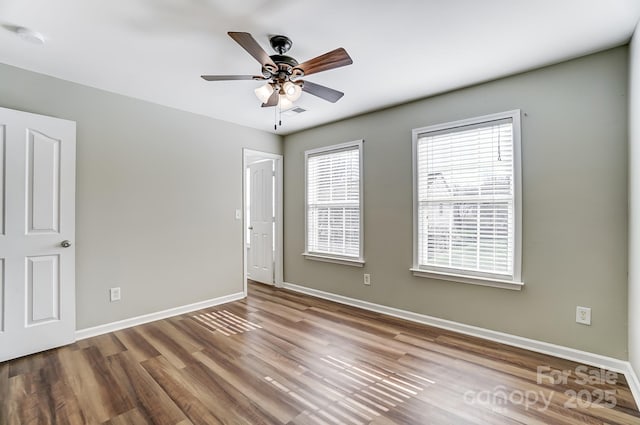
[
  {"left": 411, "top": 111, "right": 522, "bottom": 289},
  {"left": 304, "top": 140, "right": 364, "bottom": 266}
]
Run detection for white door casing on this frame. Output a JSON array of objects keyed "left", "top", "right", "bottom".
[
  {"left": 248, "top": 160, "right": 274, "bottom": 284},
  {"left": 0, "top": 107, "right": 76, "bottom": 362}
]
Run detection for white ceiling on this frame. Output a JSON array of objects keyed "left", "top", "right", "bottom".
[{"left": 1, "top": 1, "right": 639, "bottom": 135}]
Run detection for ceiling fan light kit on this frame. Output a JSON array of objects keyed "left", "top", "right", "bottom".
[{"left": 201, "top": 31, "right": 353, "bottom": 129}]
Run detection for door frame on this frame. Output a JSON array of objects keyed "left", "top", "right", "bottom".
[{"left": 242, "top": 149, "right": 283, "bottom": 295}]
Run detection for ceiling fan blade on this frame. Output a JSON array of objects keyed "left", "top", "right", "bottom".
[
  {"left": 201, "top": 75, "right": 264, "bottom": 81},
  {"left": 295, "top": 48, "right": 353, "bottom": 76},
  {"left": 228, "top": 32, "right": 278, "bottom": 72},
  {"left": 261, "top": 90, "right": 279, "bottom": 107},
  {"left": 302, "top": 80, "right": 344, "bottom": 103}
]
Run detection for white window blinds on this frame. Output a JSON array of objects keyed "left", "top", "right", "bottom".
[
  {"left": 416, "top": 117, "right": 516, "bottom": 278},
  {"left": 306, "top": 143, "right": 362, "bottom": 259}
]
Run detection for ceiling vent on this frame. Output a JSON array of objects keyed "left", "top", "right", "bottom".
[{"left": 283, "top": 107, "right": 306, "bottom": 117}]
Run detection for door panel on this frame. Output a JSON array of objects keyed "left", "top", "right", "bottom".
[
  {"left": 0, "top": 106, "right": 75, "bottom": 362},
  {"left": 27, "top": 130, "right": 60, "bottom": 233},
  {"left": 27, "top": 255, "right": 59, "bottom": 324},
  {"left": 248, "top": 160, "right": 274, "bottom": 284}
]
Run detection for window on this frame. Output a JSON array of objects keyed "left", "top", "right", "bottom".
[
  {"left": 304, "top": 140, "right": 364, "bottom": 266},
  {"left": 411, "top": 111, "right": 522, "bottom": 289}
]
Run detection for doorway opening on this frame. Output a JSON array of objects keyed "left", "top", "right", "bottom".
[{"left": 243, "top": 149, "right": 283, "bottom": 295}]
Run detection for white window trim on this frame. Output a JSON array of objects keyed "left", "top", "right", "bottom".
[
  {"left": 411, "top": 110, "right": 523, "bottom": 289},
  {"left": 303, "top": 252, "right": 365, "bottom": 267},
  {"left": 303, "top": 140, "right": 365, "bottom": 266}
]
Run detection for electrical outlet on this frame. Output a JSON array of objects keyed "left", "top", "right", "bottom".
[
  {"left": 235, "top": 209, "right": 242, "bottom": 220},
  {"left": 110, "top": 287, "right": 121, "bottom": 302},
  {"left": 363, "top": 273, "right": 371, "bottom": 286},
  {"left": 576, "top": 306, "right": 591, "bottom": 325}
]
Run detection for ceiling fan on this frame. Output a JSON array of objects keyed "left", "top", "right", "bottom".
[{"left": 201, "top": 32, "right": 353, "bottom": 111}]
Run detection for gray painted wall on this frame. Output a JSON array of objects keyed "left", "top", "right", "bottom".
[
  {"left": 0, "top": 63, "right": 282, "bottom": 329},
  {"left": 283, "top": 47, "right": 629, "bottom": 359},
  {"left": 629, "top": 26, "right": 640, "bottom": 372}
]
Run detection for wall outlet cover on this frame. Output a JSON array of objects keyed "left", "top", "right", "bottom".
[{"left": 576, "top": 306, "right": 591, "bottom": 325}]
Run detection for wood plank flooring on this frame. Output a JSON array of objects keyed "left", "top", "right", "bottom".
[{"left": 2, "top": 281, "right": 639, "bottom": 424}]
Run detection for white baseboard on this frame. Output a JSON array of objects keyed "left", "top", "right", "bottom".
[
  {"left": 75, "top": 292, "right": 245, "bottom": 340},
  {"left": 282, "top": 282, "right": 636, "bottom": 394},
  {"left": 625, "top": 363, "right": 640, "bottom": 407}
]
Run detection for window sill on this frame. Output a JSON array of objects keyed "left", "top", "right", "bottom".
[
  {"left": 410, "top": 268, "right": 523, "bottom": 291},
  {"left": 303, "top": 253, "right": 365, "bottom": 267}
]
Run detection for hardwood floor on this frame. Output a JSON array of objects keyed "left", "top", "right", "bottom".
[{"left": 2, "top": 281, "right": 639, "bottom": 425}]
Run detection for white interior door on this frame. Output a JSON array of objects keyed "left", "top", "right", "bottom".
[
  {"left": 248, "top": 160, "right": 274, "bottom": 284},
  {"left": 0, "top": 107, "right": 76, "bottom": 362}
]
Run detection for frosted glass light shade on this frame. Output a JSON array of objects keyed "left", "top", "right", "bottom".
[
  {"left": 279, "top": 95, "right": 294, "bottom": 110},
  {"left": 254, "top": 83, "right": 274, "bottom": 103},
  {"left": 283, "top": 81, "right": 302, "bottom": 101}
]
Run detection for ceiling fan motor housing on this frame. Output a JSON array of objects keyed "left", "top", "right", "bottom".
[
  {"left": 270, "top": 55, "right": 298, "bottom": 69},
  {"left": 265, "top": 54, "right": 302, "bottom": 87}
]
